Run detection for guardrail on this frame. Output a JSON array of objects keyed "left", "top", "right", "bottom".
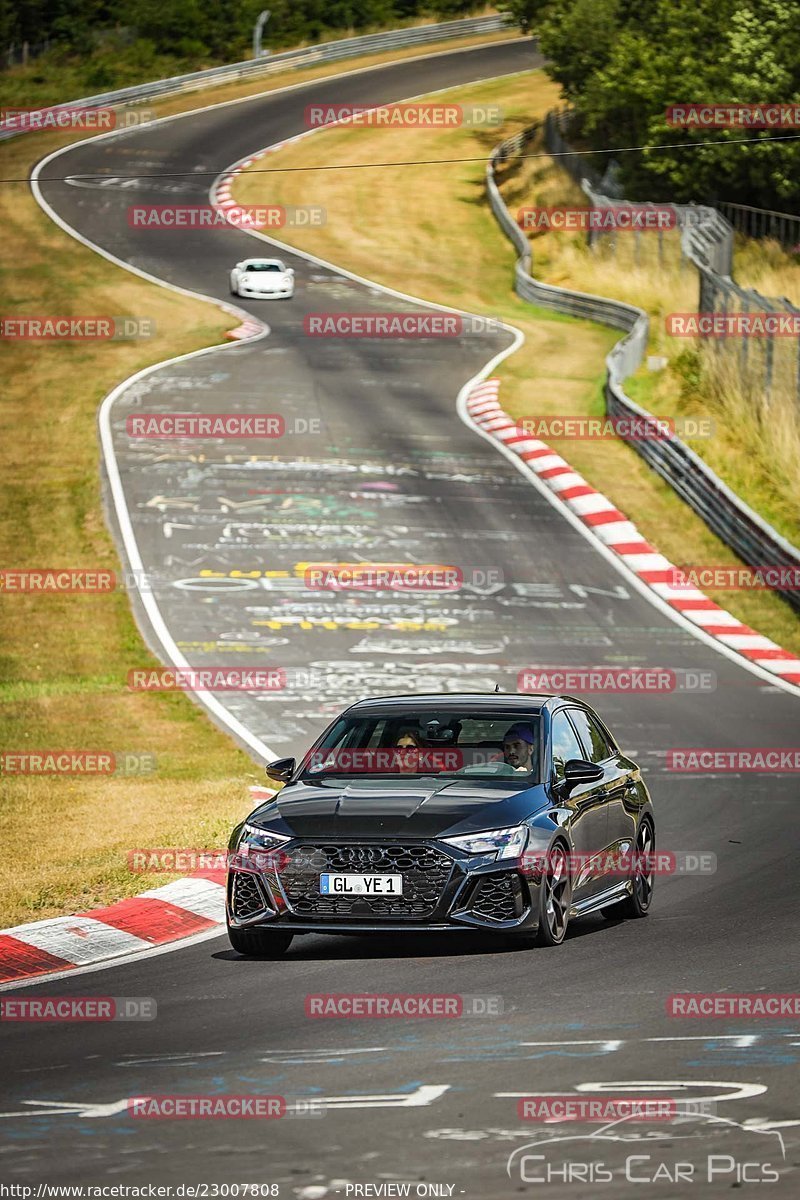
[
  {"left": 544, "top": 110, "right": 735, "bottom": 277},
  {"left": 541, "top": 107, "right": 606, "bottom": 192},
  {"left": 0, "top": 15, "right": 510, "bottom": 143},
  {"left": 486, "top": 122, "right": 800, "bottom": 611},
  {"left": 548, "top": 109, "right": 800, "bottom": 403},
  {"left": 718, "top": 201, "right": 800, "bottom": 249}
]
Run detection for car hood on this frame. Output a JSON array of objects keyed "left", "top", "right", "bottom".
[{"left": 244, "top": 778, "right": 549, "bottom": 840}]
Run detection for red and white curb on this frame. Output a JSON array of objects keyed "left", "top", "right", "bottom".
[
  {"left": 216, "top": 143, "right": 305, "bottom": 337},
  {"left": 0, "top": 877, "right": 226, "bottom": 984},
  {"left": 213, "top": 134, "right": 311, "bottom": 217},
  {"left": 214, "top": 157, "right": 275, "bottom": 340},
  {"left": 225, "top": 319, "right": 264, "bottom": 340},
  {"left": 0, "top": 788, "right": 275, "bottom": 984},
  {"left": 212, "top": 124, "right": 800, "bottom": 697},
  {"left": 466, "top": 380, "right": 800, "bottom": 689}
]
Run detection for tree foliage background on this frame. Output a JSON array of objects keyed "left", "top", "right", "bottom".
[
  {"left": 1, "top": 1, "right": 486, "bottom": 69},
  {"left": 503, "top": 0, "right": 800, "bottom": 210}
]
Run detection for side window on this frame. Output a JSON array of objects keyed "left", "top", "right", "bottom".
[
  {"left": 550, "top": 711, "right": 586, "bottom": 783},
  {"left": 339, "top": 720, "right": 375, "bottom": 749},
  {"left": 363, "top": 720, "right": 387, "bottom": 749},
  {"left": 569, "top": 708, "right": 613, "bottom": 764}
]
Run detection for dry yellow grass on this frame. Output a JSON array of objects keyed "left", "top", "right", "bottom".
[
  {"left": 733, "top": 235, "right": 800, "bottom": 305},
  {"left": 0, "top": 123, "right": 264, "bottom": 926},
  {"left": 497, "top": 138, "right": 693, "bottom": 321},
  {"left": 232, "top": 71, "right": 800, "bottom": 656},
  {"left": 506, "top": 150, "right": 800, "bottom": 546}
]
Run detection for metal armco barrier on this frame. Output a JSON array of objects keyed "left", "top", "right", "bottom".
[
  {"left": 718, "top": 201, "right": 800, "bottom": 249},
  {"left": 486, "top": 122, "right": 800, "bottom": 612},
  {"left": 546, "top": 109, "right": 800, "bottom": 406},
  {"left": 0, "top": 14, "right": 510, "bottom": 143}
]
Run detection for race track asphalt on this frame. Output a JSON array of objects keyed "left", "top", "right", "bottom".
[{"left": 2, "top": 39, "right": 798, "bottom": 1197}]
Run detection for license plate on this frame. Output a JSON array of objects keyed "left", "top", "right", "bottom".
[{"left": 320, "top": 873, "right": 403, "bottom": 896}]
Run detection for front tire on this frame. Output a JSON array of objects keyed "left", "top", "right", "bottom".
[
  {"left": 535, "top": 842, "right": 571, "bottom": 946},
  {"left": 603, "top": 818, "right": 654, "bottom": 919},
  {"left": 227, "top": 921, "right": 293, "bottom": 958}
]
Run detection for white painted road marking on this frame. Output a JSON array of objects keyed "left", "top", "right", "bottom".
[
  {"left": 0, "top": 1084, "right": 450, "bottom": 1120},
  {"left": 496, "top": 1080, "right": 768, "bottom": 1104}
]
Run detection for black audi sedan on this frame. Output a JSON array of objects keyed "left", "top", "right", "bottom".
[{"left": 226, "top": 693, "right": 655, "bottom": 956}]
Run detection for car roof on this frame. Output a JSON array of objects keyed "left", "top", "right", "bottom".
[
  {"left": 243, "top": 257, "right": 283, "bottom": 265},
  {"left": 341, "top": 693, "right": 576, "bottom": 715}
]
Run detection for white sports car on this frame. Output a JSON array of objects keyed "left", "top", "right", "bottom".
[{"left": 230, "top": 257, "right": 295, "bottom": 299}]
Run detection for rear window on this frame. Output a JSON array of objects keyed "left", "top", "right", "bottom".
[{"left": 300, "top": 710, "right": 541, "bottom": 782}]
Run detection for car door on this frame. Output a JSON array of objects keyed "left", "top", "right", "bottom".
[
  {"left": 567, "top": 706, "right": 636, "bottom": 880},
  {"left": 549, "top": 708, "right": 609, "bottom": 902}
]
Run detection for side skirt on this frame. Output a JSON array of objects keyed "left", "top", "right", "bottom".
[{"left": 570, "top": 880, "right": 632, "bottom": 918}]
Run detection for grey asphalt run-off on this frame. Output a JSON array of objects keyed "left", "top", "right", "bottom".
[{"left": 2, "top": 40, "right": 798, "bottom": 1196}]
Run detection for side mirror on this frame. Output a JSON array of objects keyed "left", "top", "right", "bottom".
[
  {"left": 562, "top": 758, "right": 604, "bottom": 788},
  {"left": 265, "top": 756, "right": 296, "bottom": 784},
  {"left": 286, "top": 268, "right": 294, "bottom": 276}
]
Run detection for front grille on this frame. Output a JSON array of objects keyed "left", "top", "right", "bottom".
[
  {"left": 230, "top": 870, "right": 269, "bottom": 920},
  {"left": 279, "top": 843, "right": 453, "bottom": 920},
  {"left": 466, "top": 872, "right": 523, "bottom": 922}
]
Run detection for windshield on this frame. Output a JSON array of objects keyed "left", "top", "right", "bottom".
[
  {"left": 300, "top": 710, "right": 541, "bottom": 782},
  {"left": 245, "top": 262, "right": 283, "bottom": 272}
]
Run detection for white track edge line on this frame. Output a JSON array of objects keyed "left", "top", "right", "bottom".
[
  {"left": 31, "top": 149, "right": 279, "bottom": 763},
  {"left": 27, "top": 45, "right": 532, "bottom": 765},
  {"left": 7, "top": 44, "right": 532, "bottom": 984}
]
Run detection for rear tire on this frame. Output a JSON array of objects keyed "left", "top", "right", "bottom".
[
  {"left": 534, "top": 842, "right": 571, "bottom": 946},
  {"left": 227, "top": 921, "right": 293, "bottom": 958},
  {"left": 602, "top": 818, "right": 654, "bottom": 919}
]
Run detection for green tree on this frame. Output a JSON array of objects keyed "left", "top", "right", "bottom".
[
  {"left": 537, "top": 0, "right": 621, "bottom": 101},
  {"left": 499, "top": 1, "right": 547, "bottom": 34},
  {"left": 512, "top": 0, "right": 800, "bottom": 209}
]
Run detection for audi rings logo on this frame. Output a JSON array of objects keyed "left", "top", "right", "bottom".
[{"left": 344, "top": 847, "right": 382, "bottom": 866}]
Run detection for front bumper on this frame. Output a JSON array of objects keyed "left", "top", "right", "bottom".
[
  {"left": 238, "top": 284, "right": 293, "bottom": 298},
  {"left": 227, "top": 839, "right": 539, "bottom": 935}
]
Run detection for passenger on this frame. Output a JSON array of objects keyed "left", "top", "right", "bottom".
[
  {"left": 502, "top": 724, "right": 536, "bottom": 773},
  {"left": 395, "top": 730, "right": 425, "bottom": 774}
]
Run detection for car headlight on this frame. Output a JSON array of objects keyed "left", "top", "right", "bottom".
[
  {"left": 236, "top": 823, "right": 290, "bottom": 858},
  {"left": 442, "top": 824, "right": 528, "bottom": 860}
]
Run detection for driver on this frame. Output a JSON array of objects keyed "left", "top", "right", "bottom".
[{"left": 502, "top": 724, "right": 536, "bottom": 773}]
